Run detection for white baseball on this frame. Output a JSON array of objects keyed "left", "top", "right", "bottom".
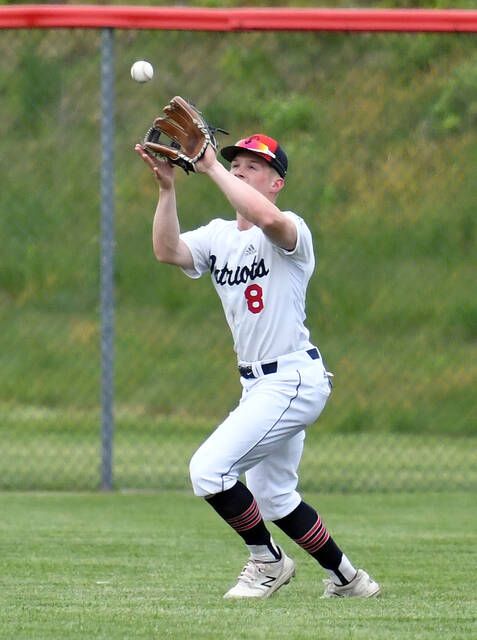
[{"left": 130, "top": 60, "right": 154, "bottom": 83}]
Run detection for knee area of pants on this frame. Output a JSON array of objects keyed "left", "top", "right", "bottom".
[
  {"left": 188, "top": 454, "right": 203, "bottom": 494},
  {"left": 189, "top": 453, "right": 216, "bottom": 496}
]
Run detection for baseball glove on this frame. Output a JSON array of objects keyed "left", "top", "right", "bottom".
[{"left": 143, "top": 96, "right": 228, "bottom": 174}]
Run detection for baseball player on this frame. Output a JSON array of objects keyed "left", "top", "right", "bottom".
[{"left": 135, "top": 133, "right": 380, "bottom": 600}]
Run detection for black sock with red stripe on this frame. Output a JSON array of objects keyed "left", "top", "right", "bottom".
[
  {"left": 274, "top": 501, "right": 354, "bottom": 584},
  {"left": 206, "top": 481, "right": 281, "bottom": 559}
]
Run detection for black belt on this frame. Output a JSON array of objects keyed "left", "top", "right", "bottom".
[{"left": 238, "top": 348, "right": 319, "bottom": 379}]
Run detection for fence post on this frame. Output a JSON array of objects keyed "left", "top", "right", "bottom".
[{"left": 100, "top": 27, "right": 115, "bottom": 490}]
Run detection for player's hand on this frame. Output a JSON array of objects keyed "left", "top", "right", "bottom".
[
  {"left": 135, "top": 143, "right": 175, "bottom": 189},
  {"left": 194, "top": 144, "right": 219, "bottom": 174}
]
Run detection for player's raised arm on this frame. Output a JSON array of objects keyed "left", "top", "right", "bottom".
[
  {"left": 198, "top": 136, "right": 297, "bottom": 251},
  {"left": 134, "top": 143, "right": 194, "bottom": 269}
]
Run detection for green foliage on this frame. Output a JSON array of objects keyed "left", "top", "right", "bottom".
[
  {"left": 428, "top": 54, "right": 477, "bottom": 134},
  {"left": 257, "top": 94, "right": 319, "bottom": 135},
  {"left": 0, "top": 27, "right": 476, "bottom": 442}
]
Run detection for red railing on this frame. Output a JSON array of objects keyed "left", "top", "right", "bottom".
[{"left": 1, "top": 5, "right": 476, "bottom": 32}]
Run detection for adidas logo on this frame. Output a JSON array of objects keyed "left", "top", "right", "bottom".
[{"left": 244, "top": 244, "right": 257, "bottom": 256}]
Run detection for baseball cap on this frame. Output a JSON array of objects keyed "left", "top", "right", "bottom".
[{"left": 220, "top": 134, "right": 288, "bottom": 178}]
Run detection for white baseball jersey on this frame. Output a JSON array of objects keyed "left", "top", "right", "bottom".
[{"left": 180, "top": 211, "right": 315, "bottom": 363}]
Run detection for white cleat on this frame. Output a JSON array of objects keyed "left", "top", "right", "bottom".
[
  {"left": 322, "top": 569, "right": 381, "bottom": 598},
  {"left": 223, "top": 550, "right": 296, "bottom": 600}
]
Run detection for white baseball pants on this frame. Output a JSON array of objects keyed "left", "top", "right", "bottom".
[{"left": 189, "top": 349, "right": 332, "bottom": 521}]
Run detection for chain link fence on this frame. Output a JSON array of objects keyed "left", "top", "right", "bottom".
[{"left": 0, "top": 24, "right": 476, "bottom": 492}]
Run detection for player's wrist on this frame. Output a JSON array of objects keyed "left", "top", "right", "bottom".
[{"left": 158, "top": 180, "right": 174, "bottom": 190}]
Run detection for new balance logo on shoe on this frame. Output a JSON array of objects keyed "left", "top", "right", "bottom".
[
  {"left": 261, "top": 575, "right": 277, "bottom": 588},
  {"left": 223, "top": 548, "right": 296, "bottom": 599}
]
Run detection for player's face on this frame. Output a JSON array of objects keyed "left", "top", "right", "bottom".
[{"left": 230, "top": 152, "right": 282, "bottom": 197}]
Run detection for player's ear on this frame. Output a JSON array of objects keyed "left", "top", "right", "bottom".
[{"left": 270, "top": 175, "right": 285, "bottom": 194}]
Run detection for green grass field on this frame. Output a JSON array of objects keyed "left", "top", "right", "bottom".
[{"left": 1, "top": 491, "right": 476, "bottom": 639}]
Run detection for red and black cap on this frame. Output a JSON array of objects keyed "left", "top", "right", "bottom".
[{"left": 220, "top": 134, "right": 288, "bottom": 178}]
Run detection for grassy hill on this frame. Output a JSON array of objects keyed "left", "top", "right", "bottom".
[{"left": 0, "top": 20, "right": 475, "bottom": 444}]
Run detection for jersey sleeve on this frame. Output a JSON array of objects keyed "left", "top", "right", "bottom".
[
  {"left": 277, "top": 211, "right": 314, "bottom": 265},
  {"left": 180, "top": 223, "right": 212, "bottom": 279}
]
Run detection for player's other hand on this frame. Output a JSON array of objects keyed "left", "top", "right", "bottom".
[{"left": 134, "top": 144, "right": 175, "bottom": 189}]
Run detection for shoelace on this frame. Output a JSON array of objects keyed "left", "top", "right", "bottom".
[{"left": 237, "top": 559, "right": 267, "bottom": 585}]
